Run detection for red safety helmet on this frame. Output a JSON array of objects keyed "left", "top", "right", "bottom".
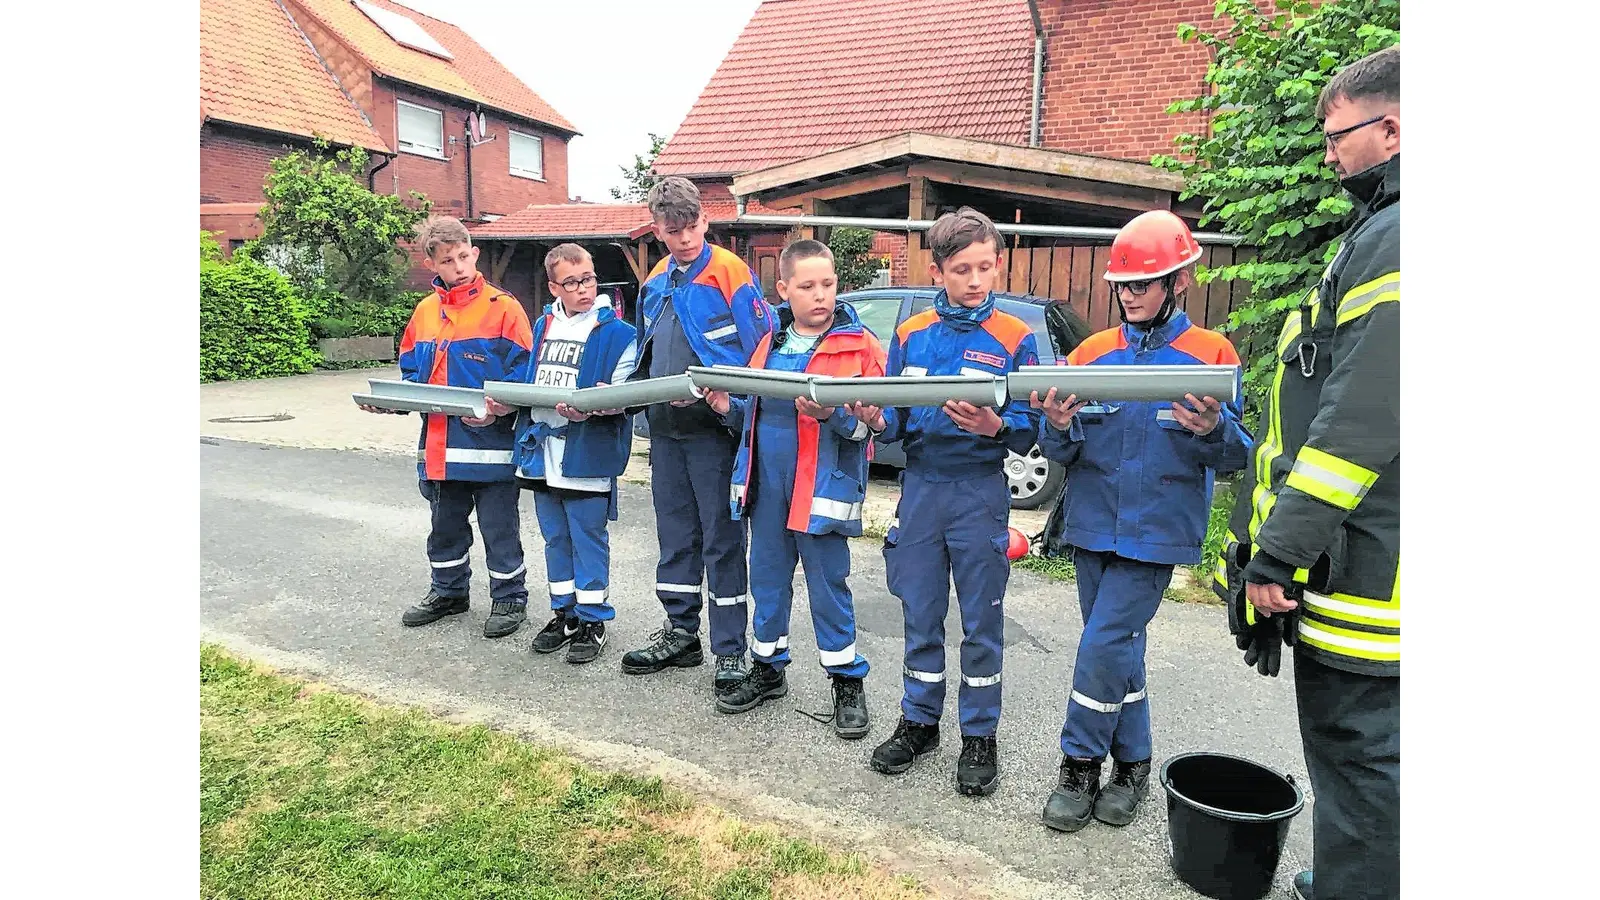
[
  {"left": 1005, "top": 526, "right": 1030, "bottom": 562},
  {"left": 1104, "top": 210, "right": 1202, "bottom": 282}
]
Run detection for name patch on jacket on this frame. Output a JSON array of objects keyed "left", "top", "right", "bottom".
[
  {"left": 963, "top": 349, "right": 1006, "bottom": 368},
  {"left": 462, "top": 352, "right": 487, "bottom": 363}
]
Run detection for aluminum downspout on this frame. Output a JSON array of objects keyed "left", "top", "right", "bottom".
[
  {"left": 1027, "top": 0, "right": 1044, "bottom": 147},
  {"left": 733, "top": 213, "right": 1245, "bottom": 246}
]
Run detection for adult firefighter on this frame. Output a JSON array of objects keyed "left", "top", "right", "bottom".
[{"left": 1216, "top": 45, "right": 1399, "bottom": 900}]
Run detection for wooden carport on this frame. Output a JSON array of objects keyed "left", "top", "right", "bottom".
[{"left": 731, "top": 132, "right": 1255, "bottom": 334}]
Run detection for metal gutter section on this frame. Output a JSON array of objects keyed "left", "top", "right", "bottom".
[
  {"left": 482, "top": 382, "right": 574, "bottom": 409},
  {"left": 569, "top": 374, "right": 697, "bottom": 410},
  {"left": 809, "top": 375, "right": 1008, "bottom": 409},
  {"left": 733, "top": 214, "right": 1245, "bottom": 246},
  {"left": 687, "top": 366, "right": 817, "bottom": 401},
  {"left": 354, "top": 379, "right": 487, "bottom": 417},
  {"left": 1007, "top": 365, "right": 1240, "bottom": 404}
]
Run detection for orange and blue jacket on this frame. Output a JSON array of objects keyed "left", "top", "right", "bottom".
[
  {"left": 1038, "top": 310, "right": 1251, "bottom": 565},
  {"left": 723, "top": 302, "right": 887, "bottom": 537},
  {"left": 876, "top": 292, "right": 1044, "bottom": 480},
  {"left": 631, "top": 242, "right": 773, "bottom": 373},
  {"left": 398, "top": 274, "right": 533, "bottom": 482}
]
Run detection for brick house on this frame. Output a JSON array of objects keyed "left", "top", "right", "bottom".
[
  {"left": 645, "top": 0, "right": 1260, "bottom": 331},
  {"left": 200, "top": 0, "right": 577, "bottom": 286}
]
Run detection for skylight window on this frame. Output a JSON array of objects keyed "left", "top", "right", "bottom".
[{"left": 351, "top": 0, "right": 453, "bottom": 60}]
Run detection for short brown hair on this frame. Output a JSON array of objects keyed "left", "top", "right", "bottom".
[
  {"left": 544, "top": 243, "right": 593, "bottom": 281},
  {"left": 927, "top": 206, "right": 1003, "bottom": 269},
  {"left": 1318, "top": 44, "right": 1399, "bottom": 119},
  {"left": 417, "top": 216, "right": 472, "bottom": 259},
  {"left": 779, "top": 239, "right": 834, "bottom": 280},
  {"left": 646, "top": 176, "right": 702, "bottom": 228}
]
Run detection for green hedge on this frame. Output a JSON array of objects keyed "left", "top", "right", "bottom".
[{"left": 201, "top": 255, "right": 320, "bottom": 382}]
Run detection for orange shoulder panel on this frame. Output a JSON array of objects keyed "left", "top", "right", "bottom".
[
  {"left": 895, "top": 309, "right": 941, "bottom": 343},
  {"left": 748, "top": 332, "right": 775, "bottom": 371},
  {"left": 979, "top": 310, "right": 1032, "bottom": 354},
  {"left": 697, "top": 245, "right": 756, "bottom": 301},
  {"left": 1066, "top": 327, "right": 1128, "bottom": 366},
  {"left": 1168, "top": 325, "right": 1242, "bottom": 365}
]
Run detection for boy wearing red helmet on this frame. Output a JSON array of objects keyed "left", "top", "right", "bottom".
[{"left": 1029, "top": 210, "right": 1252, "bottom": 832}]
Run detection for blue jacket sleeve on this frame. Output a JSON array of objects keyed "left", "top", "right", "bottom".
[
  {"left": 729, "top": 280, "right": 775, "bottom": 364},
  {"left": 1186, "top": 368, "right": 1251, "bottom": 474},
  {"left": 997, "top": 333, "right": 1043, "bottom": 455},
  {"left": 720, "top": 395, "right": 750, "bottom": 433},
  {"left": 875, "top": 329, "right": 907, "bottom": 444},
  {"left": 1039, "top": 416, "right": 1085, "bottom": 466},
  {"left": 824, "top": 407, "right": 870, "bottom": 442}
]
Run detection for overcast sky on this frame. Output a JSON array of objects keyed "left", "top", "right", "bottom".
[{"left": 399, "top": 0, "right": 763, "bottom": 203}]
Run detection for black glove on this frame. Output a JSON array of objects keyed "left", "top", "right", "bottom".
[{"left": 1234, "top": 549, "right": 1302, "bottom": 678}]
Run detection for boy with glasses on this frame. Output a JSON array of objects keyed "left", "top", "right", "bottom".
[{"left": 485, "top": 244, "right": 638, "bottom": 664}]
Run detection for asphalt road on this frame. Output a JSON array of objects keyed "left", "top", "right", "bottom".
[{"left": 199, "top": 436, "right": 1312, "bottom": 899}]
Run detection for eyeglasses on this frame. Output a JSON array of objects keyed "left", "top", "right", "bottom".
[
  {"left": 1323, "top": 113, "right": 1387, "bottom": 149},
  {"left": 1114, "top": 279, "right": 1158, "bottom": 296},
  {"left": 555, "top": 274, "right": 598, "bottom": 291}
]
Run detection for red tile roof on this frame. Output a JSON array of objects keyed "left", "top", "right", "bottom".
[
  {"left": 200, "top": 0, "right": 388, "bottom": 150},
  {"left": 653, "top": 0, "right": 1034, "bottom": 177},
  {"left": 470, "top": 204, "right": 653, "bottom": 240},
  {"left": 469, "top": 189, "right": 796, "bottom": 240},
  {"left": 292, "top": 0, "right": 578, "bottom": 134}
]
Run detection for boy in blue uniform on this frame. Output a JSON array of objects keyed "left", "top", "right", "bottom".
[
  {"left": 619, "top": 176, "right": 775, "bottom": 698},
  {"left": 1031, "top": 210, "right": 1251, "bottom": 831},
  {"left": 359, "top": 217, "right": 534, "bottom": 639},
  {"left": 849, "top": 207, "right": 1043, "bottom": 796},
  {"left": 485, "top": 244, "right": 637, "bottom": 664},
  {"left": 702, "top": 240, "right": 886, "bottom": 737}
]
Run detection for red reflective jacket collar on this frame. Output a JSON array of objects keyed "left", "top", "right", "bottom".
[{"left": 434, "top": 274, "right": 488, "bottom": 307}]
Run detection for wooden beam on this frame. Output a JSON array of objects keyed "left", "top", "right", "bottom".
[
  {"left": 798, "top": 198, "right": 818, "bottom": 241},
  {"left": 616, "top": 240, "right": 647, "bottom": 286},
  {"left": 754, "top": 167, "right": 911, "bottom": 208},
  {"left": 907, "top": 160, "right": 1169, "bottom": 212},
  {"left": 731, "top": 130, "right": 1183, "bottom": 199},
  {"left": 907, "top": 177, "right": 929, "bottom": 287},
  {"left": 490, "top": 242, "right": 517, "bottom": 285},
  {"left": 733, "top": 132, "right": 918, "bottom": 195}
]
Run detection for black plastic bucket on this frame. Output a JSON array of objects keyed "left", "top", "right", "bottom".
[{"left": 1160, "top": 751, "right": 1305, "bottom": 900}]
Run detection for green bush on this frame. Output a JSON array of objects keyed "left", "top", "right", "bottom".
[
  {"left": 827, "top": 227, "right": 883, "bottom": 291},
  {"left": 200, "top": 255, "right": 320, "bottom": 382},
  {"left": 1199, "top": 480, "right": 1236, "bottom": 585}
]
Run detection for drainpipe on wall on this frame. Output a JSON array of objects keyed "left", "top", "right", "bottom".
[
  {"left": 367, "top": 150, "right": 395, "bottom": 193},
  {"left": 1027, "top": 0, "right": 1044, "bottom": 147},
  {"left": 463, "top": 115, "right": 475, "bottom": 220}
]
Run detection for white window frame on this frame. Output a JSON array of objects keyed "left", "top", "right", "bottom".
[
  {"left": 508, "top": 130, "right": 544, "bottom": 181},
  {"left": 397, "top": 99, "right": 445, "bottom": 159}
]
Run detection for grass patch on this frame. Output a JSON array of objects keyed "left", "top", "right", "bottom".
[
  {"left": 1013, "top": 553, "right": 1076, "bottom": 582},
  {"left": 200, "top": 644, "right": 926, "bottom": 900}
]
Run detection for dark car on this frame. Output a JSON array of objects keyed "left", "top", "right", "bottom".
[{"left": 632, "top": 287, "right": 1090, "bottom": 510}]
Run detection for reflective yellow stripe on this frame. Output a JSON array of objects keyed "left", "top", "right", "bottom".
[
  {"left": 1304, "top": 592, "right": 1399, "bottom": 628},
  {"left": 1297, "top": 619, "right": 1400, "bottom": 662},
  {"left": 1285, "top": 445, "right": 1379, "bottom": 511},
  {"left": 1336, "top": 272, "right": 1399, "bottom": 325}
]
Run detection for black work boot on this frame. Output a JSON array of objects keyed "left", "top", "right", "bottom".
[
  {"left": 831, "top": 676, "right": 870, "bottom": 740},
  {"left": 620, "top": 620, "right": 704, "bottom": 675},
  {"left": 1292, "top": 870, "right": 1313, "bottom": 900},
  {"left": 401, "top": 589, "right": 469, "bottom": 626},
  {"left": 566, "top": 620, "right": 606, "bottom": 665},
  {"left": 714, "top": 654, "right": 749, "bottom": 697},
  {"left": 956, "top": 735, "right": 1000, "bottom": 796},
  {"left": 715, "top": 661, "right": 787, "bottom": 713},
  {"left": 530, "top": 613, "right": 579, "bottom": 654},
  {"left": 483, "top": 599, "right": 527, "bottom": 638},
  {"left": 869, "top": 717, "right": 940, "bottom": 775},
  {"left": 1042, "top": 756, "right": 1104, "bottom": 833},
  {"left": 1092, "top": 757, "right": 1151, "bottom": 826}
]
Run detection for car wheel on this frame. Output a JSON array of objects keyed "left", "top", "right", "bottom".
[{"left": 1006, "top": 445, "right": 1064, "bottom": 510}]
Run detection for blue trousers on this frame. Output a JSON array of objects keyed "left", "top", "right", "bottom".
[
  {"left": 531, "top": 487, "right": 614, "bottom": 623},
  {"left": 1059, "top": 548, "right": 1174, "bottom": 761},
  {"left": 747, "top": 423, "right": 868, "bottom": 678},
  {"left": 649, "top": 432, "right": 749, "bottom": 656},
  {"left": 419, "top": 479, "right": 527, "bottom": 604},
  {"left": 884, "top": 471, "right": 1010, "bottom": 737}
]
